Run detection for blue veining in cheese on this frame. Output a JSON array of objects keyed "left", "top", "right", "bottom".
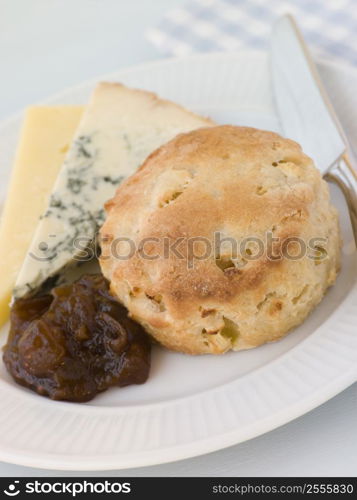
[{"left": 14, "top": 82, "right": 214, "bottom": 298}]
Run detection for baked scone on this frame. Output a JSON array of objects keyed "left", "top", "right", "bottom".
[{"left": 100, "top": 126, "right": 340, "bottom": 354}]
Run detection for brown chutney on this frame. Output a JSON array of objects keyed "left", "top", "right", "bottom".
[{"left": 3, "top": 274, "right": 151, "bottom": 402}]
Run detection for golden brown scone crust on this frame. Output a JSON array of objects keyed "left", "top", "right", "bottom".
[{"left": 100, "top": 126, "right": 340, "bottom": 354}]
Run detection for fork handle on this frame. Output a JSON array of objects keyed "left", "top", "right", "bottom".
[{"left": 325, "top": 153, "right": 357, "bottom": 245}]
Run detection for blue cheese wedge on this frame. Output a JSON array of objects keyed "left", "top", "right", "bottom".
[{"left": 14, "top": 82, "right": 214, "bottom": 298}]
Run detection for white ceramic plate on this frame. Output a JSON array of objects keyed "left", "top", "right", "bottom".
[{"left": 0, "top": 51, "right": 356, "bottom": 471}]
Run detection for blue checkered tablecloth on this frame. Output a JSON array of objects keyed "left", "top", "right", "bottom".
[{"left": 147, "top": 0, "right": 357, "bottom": 66}]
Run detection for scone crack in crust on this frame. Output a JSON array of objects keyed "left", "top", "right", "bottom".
[{"left": 100, "top": 126, "right": 341, "bottom": 355}]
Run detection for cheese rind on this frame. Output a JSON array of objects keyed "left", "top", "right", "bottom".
[
  {"left": 0, "top": 106, "right": 83, "bottom": 326},
  {"left": 14, "top": 83, "right": 214, "bottom": 299}
]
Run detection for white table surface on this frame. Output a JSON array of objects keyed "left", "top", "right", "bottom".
[{"left": 0, "top": 0, "right": 356, "bottom": 477}]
